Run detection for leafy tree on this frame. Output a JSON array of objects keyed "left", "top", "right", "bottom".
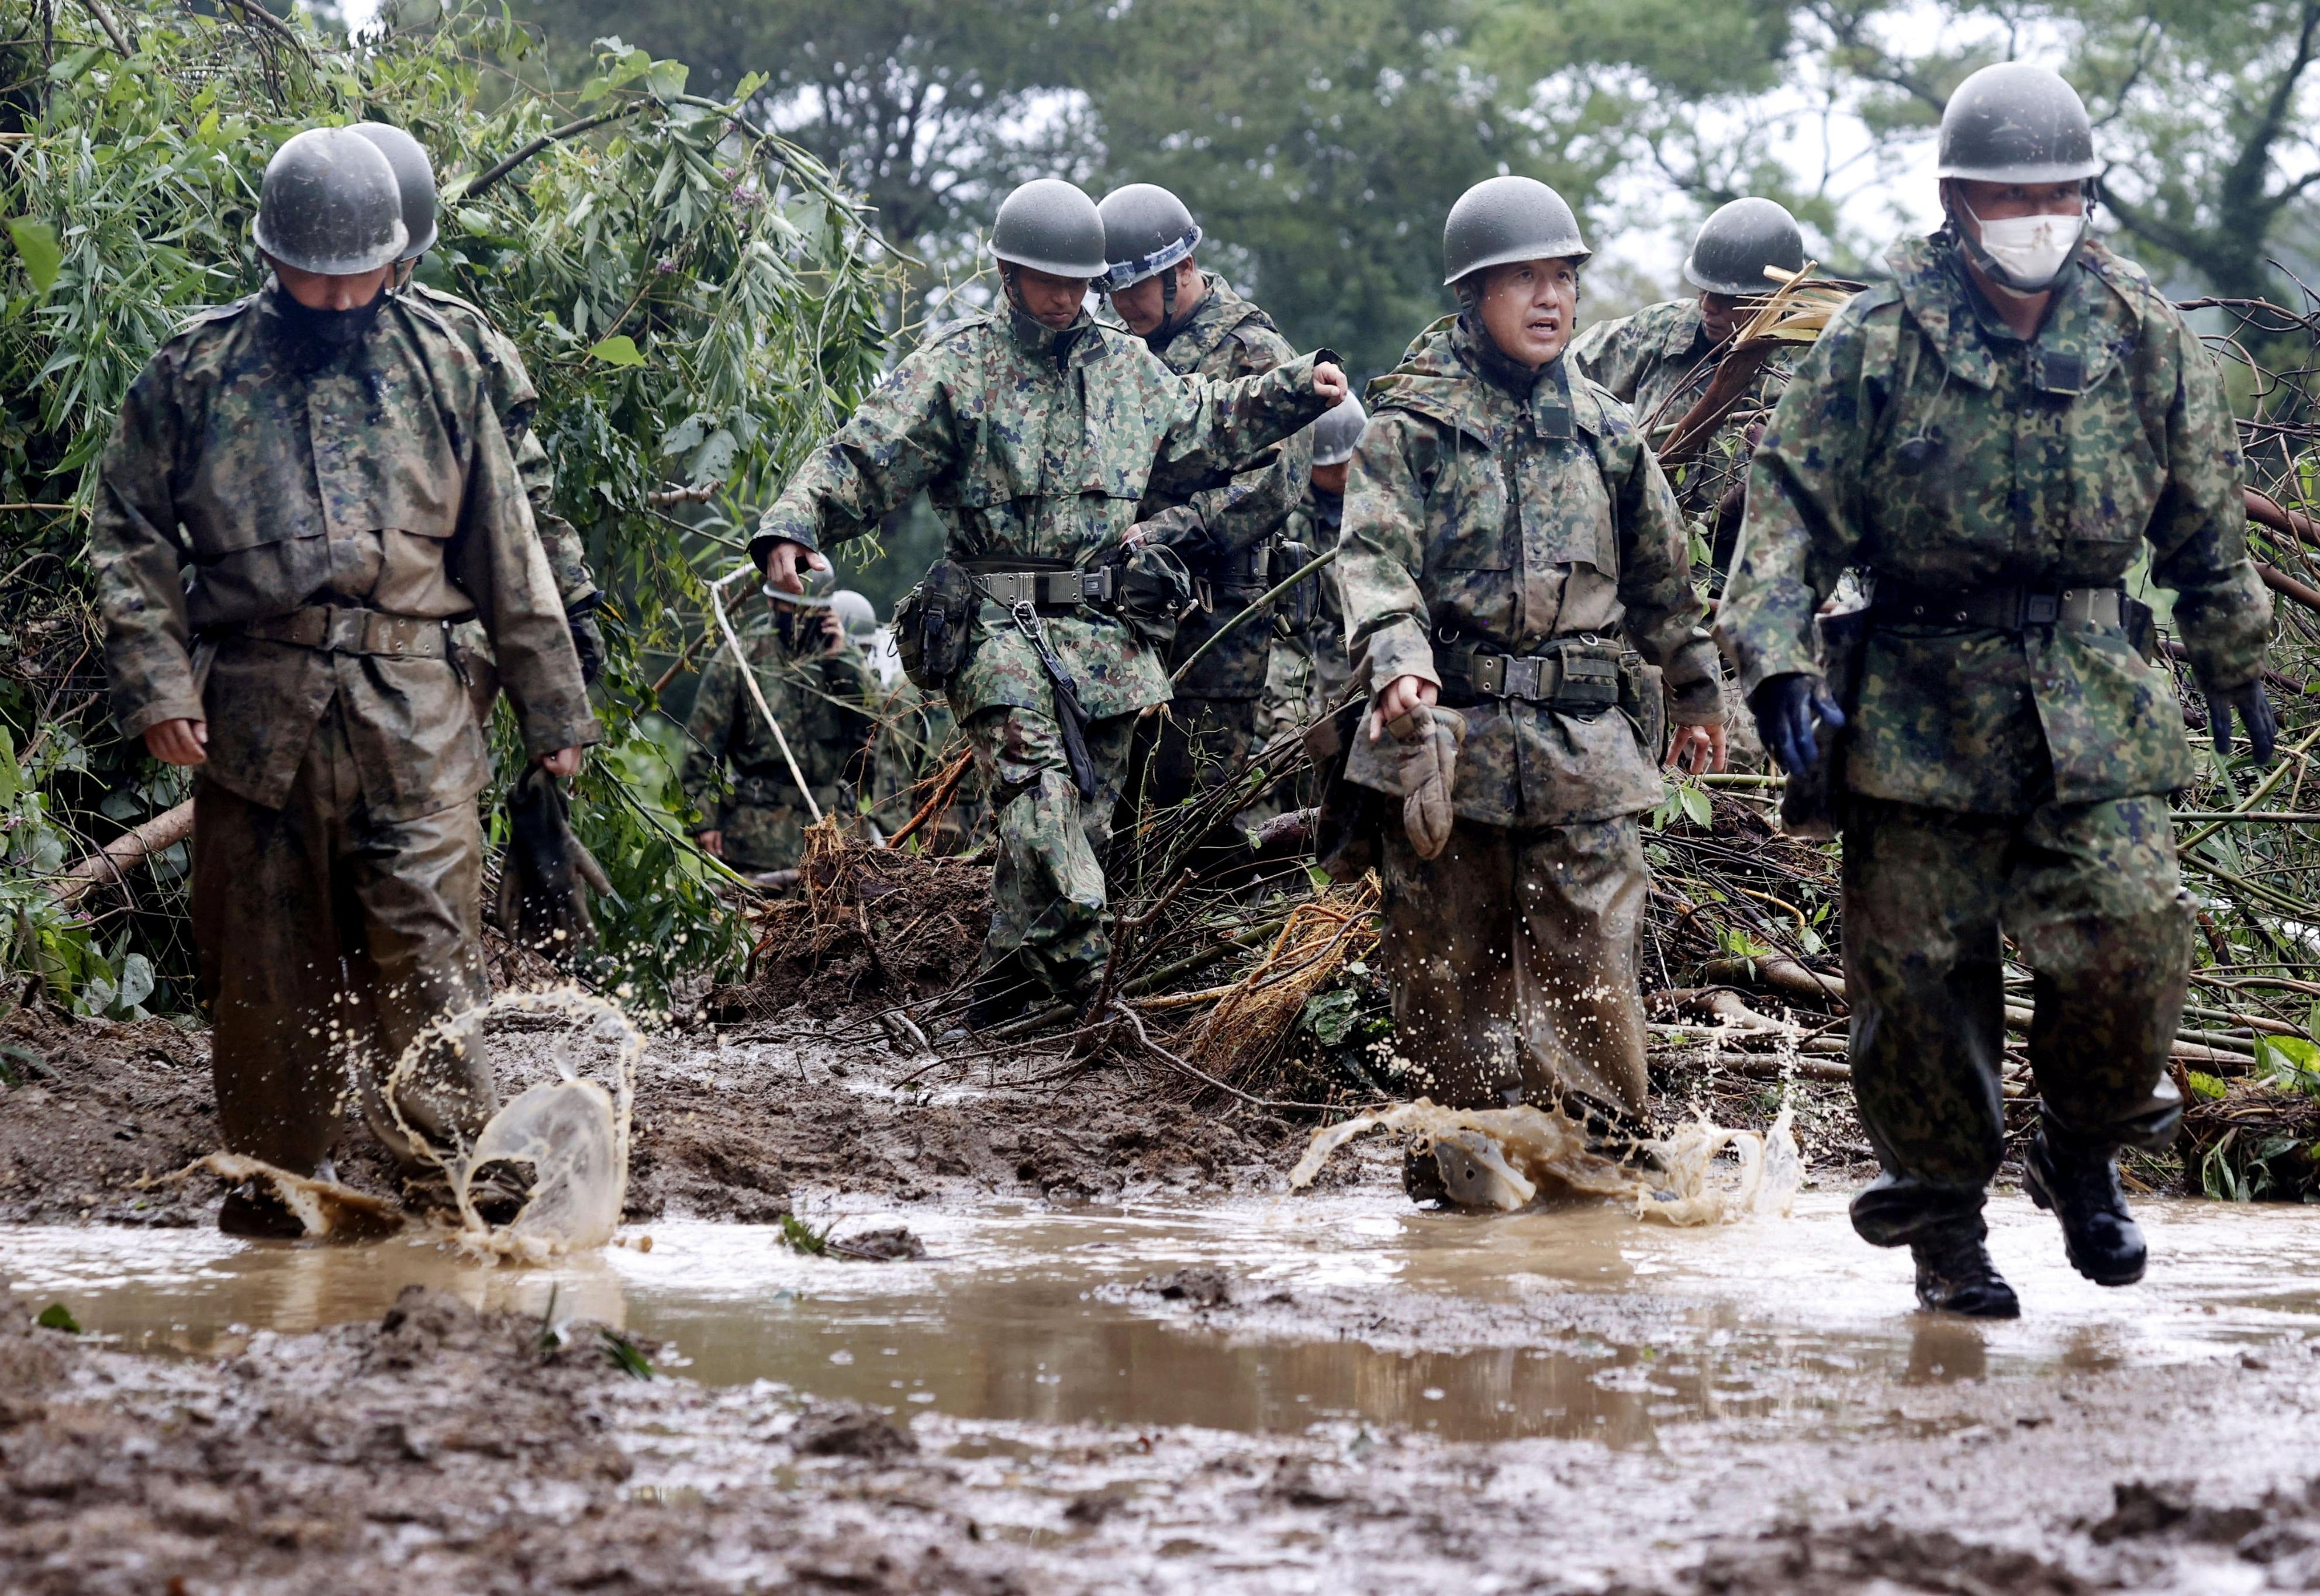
[{"left": 0, "top": 0, "right": 897, "bottom": 1010}]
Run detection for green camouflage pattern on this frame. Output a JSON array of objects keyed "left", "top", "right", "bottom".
[
  {"left": 1568, "top": 295, "right": 1790, "bottom": 515},
  {"left": 1719, "top": 234, "right": 2270, "bottom": 813},
  {"left": 91, "top": 282, "right": 598, "bottom": 823},
  {"left": 1337, "top": 316, "right": 1721, "bottom": 829},
  {"left": 869, "top": 680, "right": 992, "bottom": 851},
  {"left": 1379, "top": 814, "right": 1650, "bottom": 1121},
  {"left": 752, "top": 303, "right": 1336, "bottom": 726},
  {"left": 1258, "top": 484, "right": 1351, "bottom": 750},
  {"left": 1841, "top": 793, "right": 2188, "bottom": 1239},
  {"left": 1140, "top": 277, "right": 1310, "bottom": 704},
  {"left": 965, "top": 704, "right": 1138, "bottom": 995},
  {"left": 680, "top": 610, "right": 878, "bottom": 872}
]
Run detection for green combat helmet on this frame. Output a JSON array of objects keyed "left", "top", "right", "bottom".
[
  {"left": 1937, "top": 61, "right": 2100, "bottom": 184},
  {"left": 350, "top": 122, "right": 439, "bottom": 261},
  {"left": 253, "top": 126, "right": 407, "bottom": 275},
  {"left": 831, "top": 589, "right": 879, "bottom": 649},
  {"left": 1310, "top": 393, "right": 1368, "bottom": 467},
  {"left": 1683, "top": 198, "right": 1805, "bottom": 297},
  {"left": 987, "top": 178, "right": 1110, "bottom": 279},
  {"left": 1095, "top": 182, "right": 1204, "bottom": 338},
  {"left": 1442, "top": 175, "right": 1590, "bottom": 288}
]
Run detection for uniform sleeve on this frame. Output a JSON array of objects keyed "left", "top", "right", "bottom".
[
  {"left": 473, "top": 314, "right": 600, "bottom": 612},
  {"left": 1610, "top": 429, "right": 1721, "bottom": 723},
  {"left": 1566, "top": 314, "right": 1643, "bottom": 405},
  {"left": 2147, "top": 315, "right": 2270, "bottom": 692},
  {"left": 1336, "top": 410, "right": 1439, "bottom": 692},
  {"left": 447, "top": 395, "right": 599, "bottom": 759},
  {"left": 1166, "top": 330, "right": 1314, "bottom": 559},
  {"left": 89, "top": 357, "right": 202, "bottom": 741},
  {"left": 1716, "top": 302, "right": 1879, "bottom": 700},
  {"left": 751, "top": 351, "right": 962, "bottom": 565},
  {"left": 1153, "top": 350, "right": 1337, "bottom": 478},
  {"left": 680, "top": 648, "right": 738, "bottom": 812}
]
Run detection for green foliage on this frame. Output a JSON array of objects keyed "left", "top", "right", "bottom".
[
  {"left": 0, "top": 1, "right": 897, "bottom": 1015},
  {"left": 779, "top": 1211, "right": 833, "bottom": 1254},
  {"left": 34, "top": 1303, "right": 80, "bottom": 1334}
]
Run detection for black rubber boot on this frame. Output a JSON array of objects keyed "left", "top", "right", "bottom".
[
  {"left": 468, "top": 1159, "right": 536, "bottom": 1228},
  {"left": 2024, "top": 1127, "right": 2147, "bottom": 1286},
  {"left": 958, "top": 954, "right": 1039, "bottom": 1035},
  {"left": 1401, "top": 1139, "right": 1449, "bottom": 1207},
  {"left": 1910, "top": 1228, "right": 2020, "bottom": 1318},
  {"left": 218, "top": 1180, "right": 306, "bottom": 1239}
]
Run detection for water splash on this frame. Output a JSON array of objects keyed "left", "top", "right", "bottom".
[
  {"left": 382, "top": 984, "right": 643, "bottom": 1261},
  {"left": 1290, "top": 1099, "right": 1801, "bottom": 1225}
]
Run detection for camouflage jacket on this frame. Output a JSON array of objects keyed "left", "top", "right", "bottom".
[
  {"left": 1272, "top": 483, "right": 1351, "bottom": 713},
  {"left": 680, "top": 613, "right": 877, "bottom": 828},
  {"left": 1568, "top": 296, "right": 1790, "bottom": 515},
  {"left": 91, "top": 283, "right": 597, "bottom": 823},
  {"left": 752, "top": 303, "right": 1337, "bottom": 722},
  {"left": 1719, "top": 234, "right": 2270, "bottom": 813},
  {"left": 1339, "top": 316, "right": 1721, "bottom": 828},
  {"left": 869, "top": 680, "right": 991, "bottom": 844},
  {"left": 408, "top": 282, "right": 598, "bottom": 614}
]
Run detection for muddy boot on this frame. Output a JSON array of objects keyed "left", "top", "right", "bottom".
[
  {"left": 2024, "top": 1125, "right": 2146, "bottom": 1286},
  {"left": 218, "top": 1180, "right": 306, "bottom": 1239},
  {"left": 1401, "top": 1138, "right": 1449, "bottom": 1207},
  {"left": 1910, "top": 1228, "right": 2020, "bottom": 1318},
  {"left": 468, "top": 1159, "right": 536, "bottom": 1228},
  {"left": 951, "top": 953, "right": 1040, "bottom": 1038}
]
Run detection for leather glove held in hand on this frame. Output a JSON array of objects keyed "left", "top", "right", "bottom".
[
  {"left": 2206, "top": 681, "right": 2277, "bottom": 765},
  {"left": 1749, "top": 672, "right": 1847, "bottom": 776},
  {"left": 492, "top": 765, "right": 613, "bottom": 959},
  {"left": 1388, "top": 702, "right": 1466, "bottom": 860}
]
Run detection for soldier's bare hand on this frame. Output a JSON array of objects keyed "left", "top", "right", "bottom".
[
  {"left": 695, "top": 830, "right": 724, "bottom": 858},
  {"left": 1665, "top": 721, "right": 1728, "bottom": 776},
  {"left": 144, "top": 718, "right": 208, "bottom": 766},
  {"left": 820, "top": 611, "right": 844, "bottom": 654},
  {"left": 1369, "top": 675, "right": 1438, "bottom": 741},
  {"left": 761, "top": 537, "right": 830, "bottom": 595},
  {"left": 1314, "top": 362, "right": 1349, "bottom": 405},
  {"left": 537, "top": 747, "right": 582, "bottom": 778}
]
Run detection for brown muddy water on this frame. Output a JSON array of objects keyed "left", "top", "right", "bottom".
[{"left": 10, "top": 1190, "right": 2320, "bottom": 1449}]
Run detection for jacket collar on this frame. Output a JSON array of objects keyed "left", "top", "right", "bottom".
[
  {"left": 1152, "top": 275, "right": 1262, "bottom": 368},
  {"left": 1003, "top": 302, "right": 1104, "bottom": 369},
  {"left": 1887, "top": 232, "right": 2133, "bottom": 396},
  {"left": 1366, "top": 316, "right": 1599, "bottom": 447}
]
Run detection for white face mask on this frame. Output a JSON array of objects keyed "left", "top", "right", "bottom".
[{"left": 1962, "top": 203, "right": 2086, "bottom": 293}]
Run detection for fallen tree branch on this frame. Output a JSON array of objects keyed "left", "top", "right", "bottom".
[
  {"left": 72, "top": 0, "right": 132, "bottom": 56},
  {"left": 467, "top": 103, "right": 648, "bottom": 200},
  {"left": 49, "top": 800, "right": 194, "bottom": 911}
]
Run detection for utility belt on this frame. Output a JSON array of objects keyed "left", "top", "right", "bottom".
[
  {"left": 231, "top": 605, "right": 453, "bottom": 659},
  {"left": 1186, "top": 543, "right": 1271, "bottom": 599},
  {"left": 964, "top": 561, "right": 1118, "bottom": 612},
  {"left": 1435, "top": 634, "right": 1632, "bottom": 713},
  {"left": 897, "top": 548, "right": 1193, "bottom": 692},
  {"left": 1869, "top": 579, "right": 2124, "bottom": 634}
]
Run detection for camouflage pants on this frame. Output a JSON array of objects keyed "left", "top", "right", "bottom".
[
  {"left": 192, "top": 701, "right": 495, "bottom": 1176},
  {"left": 964, "top": 704, "right": 1138, "bottom": 998},
  {"left": 1133, "top": 694, "right": 1259, "bottom": 813},
  {"left": 717, "top": 801, "right": 809, "bottom": 873},
  {"left": 1379, "top": 816, "right": 1650, "bottom": 1121},
  {"left": 1842, "top": 794, "right": 2190, "bottom": 1246}
]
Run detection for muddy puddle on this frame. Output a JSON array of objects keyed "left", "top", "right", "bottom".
[{"left": 9, "top": 1191, "right": 2320, "bottom": 1447}]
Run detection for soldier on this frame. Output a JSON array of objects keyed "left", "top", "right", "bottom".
[
  {"left": 1337, "top": 176, "right": 1725, "bottom": 1204},
  {"left": 1251, "top": 394, "right": 1365, "bottom": 818},
  {"left": 91, "top": 129, "right": 596, "bottom": 1234},
  {"left": 1718, "top": 64, "right": 2273, "bottom": 1317},
  {"left": 682, "top": 575, "right": 878, "bottom": 876},
  {"left": 1097, "top": 184, "right": 1312, "bottom": 807},
  {"left": 753, "top": 178, "right": 1347, "bottom": 1027},
  {"left": 347, "top": 122, "right": 606, "bottom": 703},
  {"left": 1569, "top": 198, "right": 1805, "bottom": 565}
]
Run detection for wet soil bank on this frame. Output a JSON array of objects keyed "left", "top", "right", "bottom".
[{"left": 10, "top": 1259, "right": 2320, "bottom": 1594}]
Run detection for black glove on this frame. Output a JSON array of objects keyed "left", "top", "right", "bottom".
[
  {"left": 568, "top": 611, "right": 605, "bottom": 686},
  {"left": 1749, "top": 672, "right": 1848, "bottom": 776},
  {"left": 491, "top": 765, "right": 612, "bottom": 959},
  {"left": 2207, "top": 680, "right": 2278, "bottom": 765}
]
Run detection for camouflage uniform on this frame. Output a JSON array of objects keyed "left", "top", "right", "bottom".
[
  {"left": 869, "top": 680, "right": 992, "bottom": 852},
  {"left": 1569, "top": 296, "right": 1790, "bottom": 543},
  {"left": 1339, "top": 316, "right": 1721, "bottom": 1120},
  {"left": 1133, "top": 278, "right": 1311, "bottom": 804},
  {"left": 679, "top": 612, "right": 878, "bottom": 872},
  {"left": 91, "top": 283, "right": 597, "bottom": 1176},
  {"left": 1718, "top": 234, "right": 2271, "bottom": 1241},
  {"left": 752, "top": 303, "right": 1334, "bottom": 997},
  {"left": 1249, "top": 482, "right": 1350, "bottom": 817},
  {"left": 405, "top": 282, "right": 602, "bottom": 717}
]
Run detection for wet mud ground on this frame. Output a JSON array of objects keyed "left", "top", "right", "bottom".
[{"left": 6, "top": 998, "right": 2320, "bottom": 1592}]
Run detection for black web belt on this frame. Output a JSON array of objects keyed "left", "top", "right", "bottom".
[
  {"left": 969, "top": 567, "right": 1117, "bottom": 610},
  {"left": 1870, "top": 580, "right": 2124, "bottom": 633}
]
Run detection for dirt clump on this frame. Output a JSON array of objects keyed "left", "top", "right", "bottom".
[
  {"left": 1138, "top": 1266, "right": 1234, "bottom": 1307},
  {"left": 1651, "top": 1522, "right": 2092, "bottom": 1595},
  {"left": 790, "top": 1398, "right": 920, "bottom": 1461}
]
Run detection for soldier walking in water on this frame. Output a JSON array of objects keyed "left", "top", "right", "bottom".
[
  {"left": 1720, "top": 64, "right": 2274, "bottom": 1316},
  {"left": 752, "top": 179, "right": 1347, "bottom": 1028},
  {"left": 91, "top": 129, "right": 595, "bottom": 1233},
  {"left": 1334, "top": 177, "right": 1725, "bottom": 1203}
]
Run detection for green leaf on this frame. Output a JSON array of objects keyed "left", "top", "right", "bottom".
[
  {"left": 586, "top": 335, "right": 644, "bottom": 368},
  {"left": 2186, "top": 1070, "right": 2228, "bottom": 1101},
  {"left": 115, "top": 952, "right": 154, "bottom": 1012},
  {"left": 35, "top": 1303, "right": 80, "bottom": 1334},
  {"left": 0, "top": 723, "right": 20, "bottom": 804},
  {"left": 645, "top": 59, "right": 690, "bottom": 99},
  {"left": 1678, "top": 785, "right": 1714, "bottom": 828},
  {"left": 6, "top": 219, "right": 63, "bottom": 296}
]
